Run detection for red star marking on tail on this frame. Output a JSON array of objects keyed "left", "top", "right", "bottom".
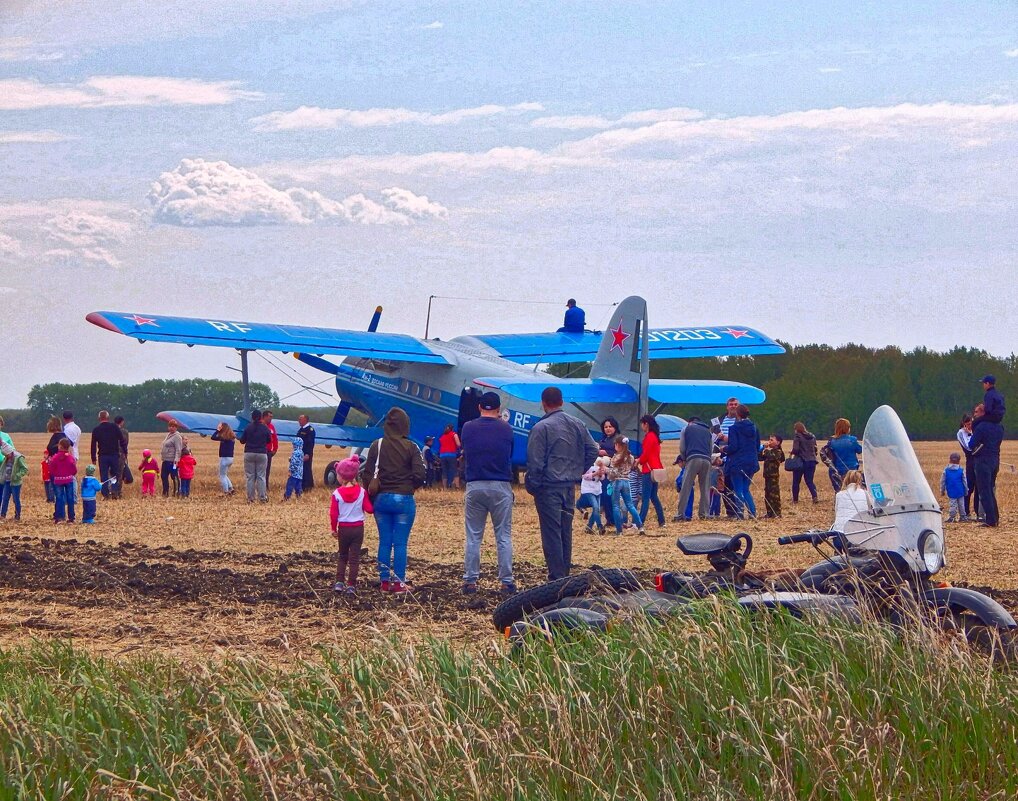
[
  {"left": 609, "top": 322, "right": 630, "bottom": 353},
  {"left": 721, "top": 327, "right": 750, "bottom": 339},
  {"left": 124, "top": 314, "right": 158, "bottom": 327}
]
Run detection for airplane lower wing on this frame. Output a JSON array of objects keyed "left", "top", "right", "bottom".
[
  {"left": 473, "top": 377, "right": 637, "bottom": 404},
  {"left": 649, "top": 380, "right": 766, "bottom": 405},
  {"left": 470, "top": 326, "right": 784, "bottom": 364},
  {"left": 87, "top": 311, "right": 452, "bottom": 364},
  {"left": 157, "top": 411, "right": 383, "bottom": 448}
]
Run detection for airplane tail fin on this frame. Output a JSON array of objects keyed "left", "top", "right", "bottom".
[{"left": 589, "top": 296, "right": 649, "bottom": 439}]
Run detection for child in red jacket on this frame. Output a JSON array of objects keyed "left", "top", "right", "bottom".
[
  {"left": 177, "top": 448, "right": 197, "bottom": 497},
  {"left": 329, "top": 456, "right": 373, "bottom": 595},
  {"left": 41, "top": 450, "right": 54, "bottom": 503}
]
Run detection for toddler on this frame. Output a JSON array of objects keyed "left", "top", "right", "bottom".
[
  {"left": 177, "top": 448, "right": 197, "bottom": 497},
  {"left": 80, "top": 464, "right": 103, "bottom": 524},
  {"left": 138, "top": 449, "right": 159, "bottom": 496},
  {"left": 50, "top": 438, "right": 77, "bottom": 523},
  {"left": 284, "top": 437, "right": 304, "bottom": 500},
  {"left": 329, "top": 456, "right": 373, "bottom": 594},
  {"left": 0, "top": 441, "right": 28, "bottom": 521},
  {"left": 708, "top": 456, "right": 724, "bottom": 518},
  {"left": 41, "top": 450, "right": 54, "bottom": 503},
  {"left": 759, "top": 434, "right": 786, "bottom": 518},
  {"left": 577, "top": 457, "right": 608, "bottom": 534},
  {"left": 940, "top": 452, "right": 969, "bottom": 522}
]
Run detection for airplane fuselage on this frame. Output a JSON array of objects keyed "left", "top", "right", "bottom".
[{"left": 337, "top": 336, "right": 615, "bottom": 466}]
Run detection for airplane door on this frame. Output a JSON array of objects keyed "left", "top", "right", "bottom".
[{"left": 458, "top": 387, "right": 482, "bottom": 432}]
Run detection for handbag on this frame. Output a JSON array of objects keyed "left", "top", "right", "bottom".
[
  {"left": 784, "top": 456, "right": 803, "bottom": 472},
  {"left": 650, "top": 467, "right": 667, "bottom": 483},
  {"left": 367, "top": 438, "right": 383, "bottom": 499}
]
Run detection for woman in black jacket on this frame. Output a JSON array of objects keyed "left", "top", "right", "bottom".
[
  {"left": 211, "top": 422, "right": 237, "bottom": 495},
  {"left": 789, "top": 421, "right": 819, "bottom": 504}
]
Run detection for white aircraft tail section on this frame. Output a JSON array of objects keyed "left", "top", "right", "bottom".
[{"left": 589, "top": 296, "right": 649, "bottom": 439}]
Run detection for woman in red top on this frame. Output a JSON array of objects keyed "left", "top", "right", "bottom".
[
  {"left": 637, "top": 414, "right": 666, "bottom": 528},
  {"left": 437, "top": 423, "right": 461, "bottom": 489}
]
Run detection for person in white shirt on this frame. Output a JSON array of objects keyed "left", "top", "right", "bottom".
[
  {"left": 62, "top": 410, "right": 81, "bottom": 461},
  {"left": 831, "top": 469, "right": 867, "bottom": 532}
]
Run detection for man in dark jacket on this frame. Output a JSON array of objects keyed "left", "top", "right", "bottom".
[
  {"left": 525, "top": 387, "right": 599, "bottom": 581},
  {"left": 90, "top": 410, "right": 127, "bottom": 499},
  {"left": 114, "top": 416, "right": 132, "bottom": 487},
  {"left": 239, "top": 409, "right": 271, "bottom": 502},
  {"left": 969, "top": 414, "right": 1003, "bottom": 527},
  {"left": 980, "top": 375, "right": 1006, "bottom": 424},
  {"left": 674, "top": 416, "right": 712, "bottom": 521},
  {"left": 460, "top": 392, "right": 517, "bottom": 595}
]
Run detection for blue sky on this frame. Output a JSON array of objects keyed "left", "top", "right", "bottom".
[{"left": 1, "top": 1, "right": 1016, "bottom": 407}]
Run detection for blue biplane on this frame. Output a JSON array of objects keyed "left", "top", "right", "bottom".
[{"left": 86, "top": 296, "right": 783, "bottom": 482}]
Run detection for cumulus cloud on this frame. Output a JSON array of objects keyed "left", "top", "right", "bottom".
[
  {"left": 0, "top": 233, "right": 24, "bottom": 259},
  {"left": 147, "top": 159, "right": 447, "bottom": 227},
  {"left": 532, "top": 107, "right": 704, "bottom": 130},
  {"left": 0, "top": 37, "right": 65, "bottom": 62},
  {"left": 0, "top": 130, "right": 73, "bottom": 144},
  {"left": 0, "top": 76, "right": 262, "bottom": 111},
  {"left": 422, "top": 21, "right": 443, "bottom": 29},
  {"left": 43, "top": 211, "right": 134, "bottom": 268},
  {"left": 251, "top": 102, "right": 543, "bottom": 131}
]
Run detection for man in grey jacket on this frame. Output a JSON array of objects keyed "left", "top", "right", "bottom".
[
  {"left": 525, "top": 387, "right": 599, "bottom": 581},
  {"left": 674, "top": 416, "right": 713, "bottom": 521}
]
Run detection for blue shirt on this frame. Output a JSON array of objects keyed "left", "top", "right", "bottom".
[
  {"left": 80, "top": 476, "right": 103, "bottom": 499},
  {"left": 983, "top": 387, "right": 1006, "bottom": 424},
  {"left": 828, "top": 435, "right": 862, "bottom": 474},
  {"left": 461, "top": 416, "right": 514, "bottom": 482},
  {"left": 561, "top": 305, "right": 585, "bottom": 333}
]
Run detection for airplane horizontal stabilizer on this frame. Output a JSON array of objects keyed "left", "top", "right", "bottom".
[
  {"left": 156, "top": 411, "right": 383, "bottom": 448},
  {"left": 649, "top": 380, "right": 766, "bottom": 406},
  {"left": 473, "top": 377, "right": 637, "bottom": 404},
  {"left": 473, "top": 326, "right": 784, "bottom": 364},
  {"left": 655, "top": 414, "right": 688, "bottom": 441},
  {"left": 86, "top": 311, "right": 451, "bottom": 364}
]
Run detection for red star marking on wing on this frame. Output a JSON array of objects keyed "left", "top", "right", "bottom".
[
  {"left": 609, "top": 322, "right": 630, "bottom": 353},
  {"left": 721, "top": 327, "right": 750, "bottom": 339},
  {"left": 124, "top": 314, "right": 158, "bottom": 327}
]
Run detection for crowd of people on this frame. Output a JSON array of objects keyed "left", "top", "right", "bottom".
[{"left": 0, "top": 372, "right": 1007, "bottom": 596}]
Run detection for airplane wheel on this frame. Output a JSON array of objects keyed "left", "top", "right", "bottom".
[{"left": 323, "top": 462, "right": 340, "bottom": 487}]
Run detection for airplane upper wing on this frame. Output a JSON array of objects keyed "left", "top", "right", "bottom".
[
  {"left": 87, "top": 311, "right": 452, "bottom": 364},
  {"left": 469, "top": 326, "right": 784, "bottom": 364},
  {"left": 157, "top": 411, "right": 383, "bottom": 448},
  {"left": 649, "top": 380, "right": 766, "bottom": 405}
]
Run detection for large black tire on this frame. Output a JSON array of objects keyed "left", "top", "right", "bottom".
[
  {"left": 491, "top": 568, "right": 642, "bottom": 631},
  {"left": 323, "top": 461, "right": 340, "bottom": 487}
]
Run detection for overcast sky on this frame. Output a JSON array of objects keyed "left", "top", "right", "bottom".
[{"left": 1, "top": 1, "right": 1017, "bottom": 408}]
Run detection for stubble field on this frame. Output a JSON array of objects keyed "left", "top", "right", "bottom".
[{"left": 1, "top": 432, "right": 1016, "bottom": 660}]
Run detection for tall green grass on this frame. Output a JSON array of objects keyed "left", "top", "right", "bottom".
[{"left": 0, "top": 604, "right": 1016, "bottom": 800}]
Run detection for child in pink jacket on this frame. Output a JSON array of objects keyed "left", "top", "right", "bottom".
[
  {"left": 329, "top": 456, "right": 373, "bottom": 595},
  {"left": 49, "top": 438, "right": 77, "bottom": 523}
]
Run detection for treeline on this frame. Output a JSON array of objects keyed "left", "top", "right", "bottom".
[
  {"left": 1, "top": 380, "right": 280, "bottom": 432},
  {"left": 655, "top": 344, "right": 1012, "bottom": 440},
  {"left": 554, "top": 343, "right": 1012, "bottom": 439}
]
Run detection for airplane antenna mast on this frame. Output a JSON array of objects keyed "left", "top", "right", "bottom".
[
  {"left": 239, "top": 350, "right": 252, "bottom": 416},
  {"left": 424, "top": 294, "right": 436, "bottom": 339}
]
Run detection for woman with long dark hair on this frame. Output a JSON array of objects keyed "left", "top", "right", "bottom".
[{"left": 636, "top": 414, "right": 665, "bottom": 529}]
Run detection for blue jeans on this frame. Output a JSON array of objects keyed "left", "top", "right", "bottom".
[
  {"left": 82, "top": 498, "right": 97, "bottom": 523},
  {"left": 612, "top": 479, "right": 642, "bottom": 533},
  {"left": 727, "top": 469, "right": 757, "bottom": 519},
  {"left": 576, "top": 492, "right": 603, "bottom": 530},
  {"left": 54, "top": 483, "right": 75, "bottom": 521},
  {"left": 45, "top": 479, "right": 55, "bottom": 503},
  {"left": 0, "top": 482, "right": 21, "bottom": 518},
  {"left": 440, "top": 455, "right": 458, "bottom": 488},
  {"left": 640, "top": 473, "right": 665, "bottom": 526},
  {"left": 179, "top": 478, "right": 192, "bottom": 497},
  {"left": 284, "top": 476, "right": 303, "bottom": 499},
  {"left": 374, "top": 493, "right": 416, "bottom": 582}
]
